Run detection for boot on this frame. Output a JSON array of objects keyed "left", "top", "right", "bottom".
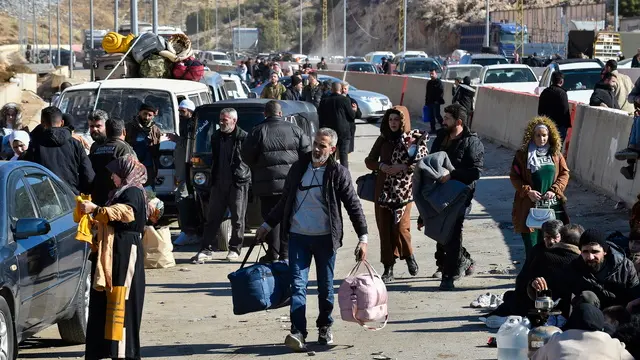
[
  {"left": 621, "top": 165, "right": 636, "bottom": 180},
  {"left": 406, "top": 255, "right": 419, "bottom": 276},
  {"left": 381, "top": 265, "right": 394, "bottom": 283},
  {"left": 439, "top": 277, "right": 455, "bottom": 291}
]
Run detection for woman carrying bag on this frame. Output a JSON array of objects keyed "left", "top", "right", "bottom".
[
  {"left": 510, "top": 116, "right": 570, "bottom": 260},
  {"left": 364, "top": 106, "right": 428, "bottom": 283}
]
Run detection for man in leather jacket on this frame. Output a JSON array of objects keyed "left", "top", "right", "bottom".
[{"left": 192, "top": 107, "right": 251, "bottom": 263}]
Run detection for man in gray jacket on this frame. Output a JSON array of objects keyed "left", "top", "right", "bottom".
[{"left": 242, "top": 101, "right": 311, "bottom": 261}]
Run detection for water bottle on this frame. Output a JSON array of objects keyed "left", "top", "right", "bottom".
[{"left": 497, "top": 316, "right": 530, "bottom": 360}]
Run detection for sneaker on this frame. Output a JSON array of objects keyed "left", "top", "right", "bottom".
[
  {"left": 439, "top": 278, "right": 455, "bottom": 291},
  {"left": 470, "top": 292, "right": 492, "bottom": 308},
  {"left": 431, "top": 269, "right": 443, "bottom": 279},
  {"left": 479, "top": 315, "right": 508, "bottom": 329},
  {"left": 191, "top": 249, "right": 213, "bottom": 264},
  {"left": 225, "top": 251, "right": 240, "bottom": 261},
  {"left": 174, "top": 232, "right": 201, "bottom": 246},
  {"left": 318, "top": 326, "right": 334, "bottom": 345},
  {"left": 284, "top": 332, "right": 307, "bottom": 352},
  {"left": 488, "top": 294, "right": 503, "bottom": 309}
]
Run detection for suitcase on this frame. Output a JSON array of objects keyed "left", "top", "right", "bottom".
[
  {"left": 227, "top": 243, "right": 291, "bottom": 315},
  {"left": 94, "top": 53, "right": 139, "bottom": 80},
  {"left": 130, "top": 33, "right": 166, "bottom": 63}
]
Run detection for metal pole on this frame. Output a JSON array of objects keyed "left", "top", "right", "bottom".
[
  {"left": 614, "top": 0, "right": 619, "bottom": 32},
  {"left": 115, "top": 0, "right": 119, "bottom": 32},
  {"left": 19, "top": 0, "right": 23, "bottom": 59},
  {"left": 343, "top": 0, "right": 346, "bottom": 59},
  {"left": 215, "top": 0, "right": 218, "bottom": 49},
  {"left": 131, "top": 0, "right": 139, "bottom": 35},
  {"left": 90, "top": 0, "right": 94, "bottom": 81},
  {"left": 33, "top": 0, "right": 37, "bottom": 62},
  {"left": 57, "top": 0, "right": 61, "bottom": 66},
  {"left": 152, "top": 0, "right": 158, "bottom": 33},
  {"left": 196, "top": 9, "right": 199, "bottom": 50},
  {"left": 402, "top": 0, "right": 407, "bottom": 52},
  {"left": 69, "top": 0, "right": 73, "bottom": 78},
  {"left": 299, "top": 0, "right": 302, "bottom": 54},
  {"left": 485, "top": 0, "right": 490, "bottom": 47},
  {"left": 48, "top": 0, "right": 52, "bottom": 62}
]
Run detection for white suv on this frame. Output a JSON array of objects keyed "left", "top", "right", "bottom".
[
  {"left": 198, "top": 51, "right": 233, "bottom": 66},
  {"left": 535, "top": 59, "right": 604, "bottom": 104}
]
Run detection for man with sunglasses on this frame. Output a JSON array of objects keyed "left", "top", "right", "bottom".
[{"left": 256, "top": 128, "right": 368, "bottom": 352}]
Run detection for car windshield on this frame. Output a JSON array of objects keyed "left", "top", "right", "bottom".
[
  {"left": 472, "top": 58, "right": 509, "bottom": 66},
  {"left": 561, "top": 69, "right": 603, "bottom": 91},
  {"left": 346, "top": 64, "right": 376, "bottom": 72},
  {"left": 444, "top": 66, "right": 482, "bottom": 80},
  {"left": 403, "top": 60, "right": 440, "bottom": 74},
  {"left": 223, "top": 79, "right": 242, "bottom": 98},
  {"left": 213, "top": 54, "right": 229, "bottom": 60},
  {"left": 371, "top": 55, "right": 388, "bottom": 64},
  {"left": 194, "top": 107, "right": 266, "bottom": 153},
  {"left": 484, "top": 68, "right": 536, "bottom": 83},
  {"left": 58, "top": 89, "right": 175, "bottom": 133}
]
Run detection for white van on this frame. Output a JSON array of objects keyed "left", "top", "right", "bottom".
[
  {"left": 56, "top": 78, "right": 216, "bottom": 204},
  {"left": 197, "top": 51, "right": 233, "bottom": 67},
  {"left": 364, "top": 51, "right": 395, "bottom": 64}
]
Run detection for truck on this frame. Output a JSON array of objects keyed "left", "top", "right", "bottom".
[
  {"left": 459, "top": 22, "right": 526, "bottom": 57},
  {"left": 82, "top": 29, "right": 108, "bottom": 69}
]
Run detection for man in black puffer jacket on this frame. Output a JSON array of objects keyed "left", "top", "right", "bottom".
[
  {"left": 242, "top": 101, "right": 312, "bottom": 261},
  {"left": 24, "top": 106, "right": 95, "bottom": 195},
  {"left": 590, "top": 72, "right": 619, "bottom": 109}
]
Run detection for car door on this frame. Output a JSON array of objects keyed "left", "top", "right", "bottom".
[
  {"left": 22, "top": 169, "right": 78, "bottom": 316},
  {"left": 8, "top": 170, "right": 59, "bottom": 332}
]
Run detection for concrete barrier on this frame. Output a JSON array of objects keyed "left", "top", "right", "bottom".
[{"left": 0, "top": 82, "right": 24, "bottom": 105}]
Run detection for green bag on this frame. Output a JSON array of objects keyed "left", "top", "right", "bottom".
[{"left": 140, "top": 54, "right": 171, "bottom": 78}]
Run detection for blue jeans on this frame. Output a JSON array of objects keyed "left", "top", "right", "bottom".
[
  {"left": 289, "top": 233, "right": 336, "bottom": 338},
  {"left": 630, "top": 115, "right": 640, "bottom": 147}
]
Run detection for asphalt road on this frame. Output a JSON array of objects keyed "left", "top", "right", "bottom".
[{"left": 17, "top": 119, "right": 631, "bottom": 360}]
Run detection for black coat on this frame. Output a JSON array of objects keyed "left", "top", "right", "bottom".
[
  {"left": 590, "top": 82, "right": 619, "bottom": 109},
  {"left": 89, "top": 138, "right": 136, "bottom": 206},
  {"left": 265, "top": 153, "right": 368, "bottom": 251},
  {"left": 632, "top": 55, "right": 640, "bottom": 68},
  {"left": 425, "top": 78, "right": 445, "bottom": 105},
  {"left": 210, "top": 126, "right": 250, "bottom": 186},
  {"left": 282, "top": 87, "right": 303, "bottom": 101},
  {"left": 538, "top": 84, "right": 572, "bottom": 129},
  {"left": 452, "top": 84, "right": 475, "bottom": 113},
  {"left": 241, "top": 116, "right": 312, "bottom": 196},
  {"left": 430, "top": 127, "right": 484, "bottom": 189},
  {"left": 302, "top": 84, "right": 323, "bottom": 109},
  {"left": 25, "top": 126, "right": 95, "bottom": 195},
  {"left": 318, "top": 93, "right": 357, "bottom": 140}
]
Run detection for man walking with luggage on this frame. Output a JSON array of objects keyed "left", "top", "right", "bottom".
[
  {"left": 425, "top": 69, "right": 445, "bottom": 134},
  {"left": 256, "top": 128, "right": 368, "bottom": 352},
  {"left": 192, "top": 108, "right": 251, "bottom": 263},
  {"left": 318, "top": 82, "right": 357, "bottom": 169},
  {"left": 426, "top": 104, "right": 484, "bottom": 291},
  {"left": 242, "top": 101, "right": 311, "bottom": 262}
]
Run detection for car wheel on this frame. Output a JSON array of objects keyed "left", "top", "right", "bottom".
[
  {"left": 0, "top": 296, "right": 16, "bottom": 360},
  {"left": 216, "top": 219, "right": 232, "bottom": 252},
  {"left": 57, "top": 260, "right": 90, "bottom": 344},
  {"left": 366, "top": 117, "right": 380, "bottom": 124}
]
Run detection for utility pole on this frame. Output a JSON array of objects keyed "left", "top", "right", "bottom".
[
  {"left": 322, "top": 0, "right": 327, "bottom": 55},
  {"left": 343, "top": 0, "right": 346, "bottom": 59},
  {"left": 69, "top": 0, "right": 73, "bottom": 78},
  {"left": 614, "top": 0, "right": 619, "bottom": 31},
  {"left": 57, "top": 0, "right": 61, "bottom": 65},
  {"left": 131, "top": 0, "right": 139, "bottom": 35},
  {"left": 299, "top": 0, "right": 302, "bottom": 54},
  {"left": 196, "top": 8, "right": 199, "bottom": 50},
  {"left": 152, "top": 0, "right": 158, "bottom": 33},
  {"left": 48, "top": 0, "right": 52, "bottom": 63},
  {"left": 19, "top": 0, "right": 23, "bottom": 58},
  {"left": 33, "top": 0, "right": 37, "bottom": 61},
  {"left": 484, "top": 0, "right": 490, "bottom": 47},
  {"left": 215, "top": 0, "right": 218, "bottom": 49},
  {"left": 237, "top": 0, "right": 241, "bottom": 57},
  {"left": 115, "top": 0, "right": 119, "bottom": 32},
  {"left": 402, "top": 0, "right": 407, "bottom": 53},
  {"left": 90, "top": 0, "right": 94, "bottom": 80}
]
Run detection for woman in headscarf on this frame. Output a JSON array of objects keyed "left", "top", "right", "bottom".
[
  {"left": 510, "top": 116, "right": 569, "bottom": 260},
  {"left": 365, "top": 106, "right": 429, "bottom": 283},
  {"left": 8, "top": 130, "right": 29, "bottom": 161},
  {"left": 0, "top": 103, "right": 25, "bottom": 159},
  {"left": 79, "top": 154, "right": 147, "bottom": 360}
]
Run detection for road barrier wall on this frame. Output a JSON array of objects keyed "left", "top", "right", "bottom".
[{"left": 0, "top": 82, "right": 24, "bottom": 105}]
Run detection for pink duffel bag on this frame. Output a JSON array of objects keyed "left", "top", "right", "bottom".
[{"left": 338, "top": 260, "right": 388, "bottom": 330}]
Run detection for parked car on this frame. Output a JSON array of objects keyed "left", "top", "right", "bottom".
[
  {"left": 343, "top": 62, "right": 379, "bottom": 73},
  {"left": 189, "top": 99, "right": 319, "bottom": 248},
  {"left": 197, "top": 51, "right": 233, "bottom": 66},
  {"left": 364, "top": 51, "right": 395, "bottom": 64},
  {"left": 618, "top": 58, "right": 633, "bottom": 69},
  {"left": 212, "top": 71, "right": 251, "bottom": 99},
  {"left": 478, "top": 64, "right": 539, "bottom": 93},
  {"left": 442, "top": 64, "right": 483, "bottom": 83},
  {"left": 459, "top": 53, "right": 509, "bottom": 66},
  {"left": 250, "top": 74, "right": 392, "bottom": 123},
  {"left": 395, "top": 57, "right": 442, "bottom": 77},
  {"left": 392, "top": 50, "right": 429, "bottom": 65},
  {"left": 534, "top": 59, "right": 605, "bottom": 104},
  {"left": 0, "top": 160, "right": 92, "bottom": 358}
]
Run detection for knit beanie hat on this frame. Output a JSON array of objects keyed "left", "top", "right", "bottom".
[{"left": 579, "top": 229, "right": 609, "bottom": 252}]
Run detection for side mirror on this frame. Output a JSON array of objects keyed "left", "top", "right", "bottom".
[
  {"left": 249, "top": 92, "right": 257, "bottom": 99},
  {"left": 14, "top": 218, "right": 51, "bottom": 240}
]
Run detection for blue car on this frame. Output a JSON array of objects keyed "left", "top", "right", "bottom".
[{"left": 0, "top": 161, "right": 90, "bottom": 358}]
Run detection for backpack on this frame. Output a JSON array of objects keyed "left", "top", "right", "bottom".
[
  {"left": 338, "top": 260, "right": 388, "bottom": 330},
  {"left": 140, "top": 54, "right": 171, "bottom": 79},
  {"left": 172, "top": 57, "right": 205, "bottom": 81}
]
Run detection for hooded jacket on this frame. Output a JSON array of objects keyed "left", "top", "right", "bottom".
[
  {"left": 430, "top": 126, "right": 484, "bottom": 195},
  {"left": 538, "top": 85, "right": 572, "bottom": 129},
  {"left": 24, "top": 127, "right": 95, "bottom": 195},
  {"left": 89, "top": 138, "right": 136, "bottom": 206},
  {"left": 590, "top": 82, "right": 619, "bottom": 109},
  {"left": 241, "top": 115, "right": 312, "bottom": 196},
  {"left": 452, "top": 83, "right": 475, "bottom": 113},
  {"left": 612, "top": 70, "right": 635, "bottom": 114}
]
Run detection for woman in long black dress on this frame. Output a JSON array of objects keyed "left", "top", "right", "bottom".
[{"left": 80, "top": 154, "right": 147, "bottom": 360}]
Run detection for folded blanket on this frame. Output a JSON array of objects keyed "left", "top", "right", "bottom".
[{"left": 102, "top": 32, "right": 135, "bottom": 53}]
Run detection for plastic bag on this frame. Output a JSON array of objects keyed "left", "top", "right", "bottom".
[{"left": 142, "top": 226, "right": 175, "bottom": 269}]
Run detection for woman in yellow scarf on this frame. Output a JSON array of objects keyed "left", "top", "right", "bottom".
[{"left": 79, "top": 154, "right": 147, "bottom": 360}]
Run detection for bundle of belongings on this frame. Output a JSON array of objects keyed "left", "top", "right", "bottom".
[
  {"left": 412, "top": 151, "right": 471, "bottom": 244},
  {"left": 97, "top": 32, "right": 204, "bottom": 81}
]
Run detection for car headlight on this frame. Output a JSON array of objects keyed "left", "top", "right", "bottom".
[
  {"left": 159, "top": 155, "right": 174, "bottom": 168},
  {"left": 361, "top": 96, "right": 380, "bottom": 103},
  {"left": 193, "top": 172, "right": 207, "bottom": 186}
]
